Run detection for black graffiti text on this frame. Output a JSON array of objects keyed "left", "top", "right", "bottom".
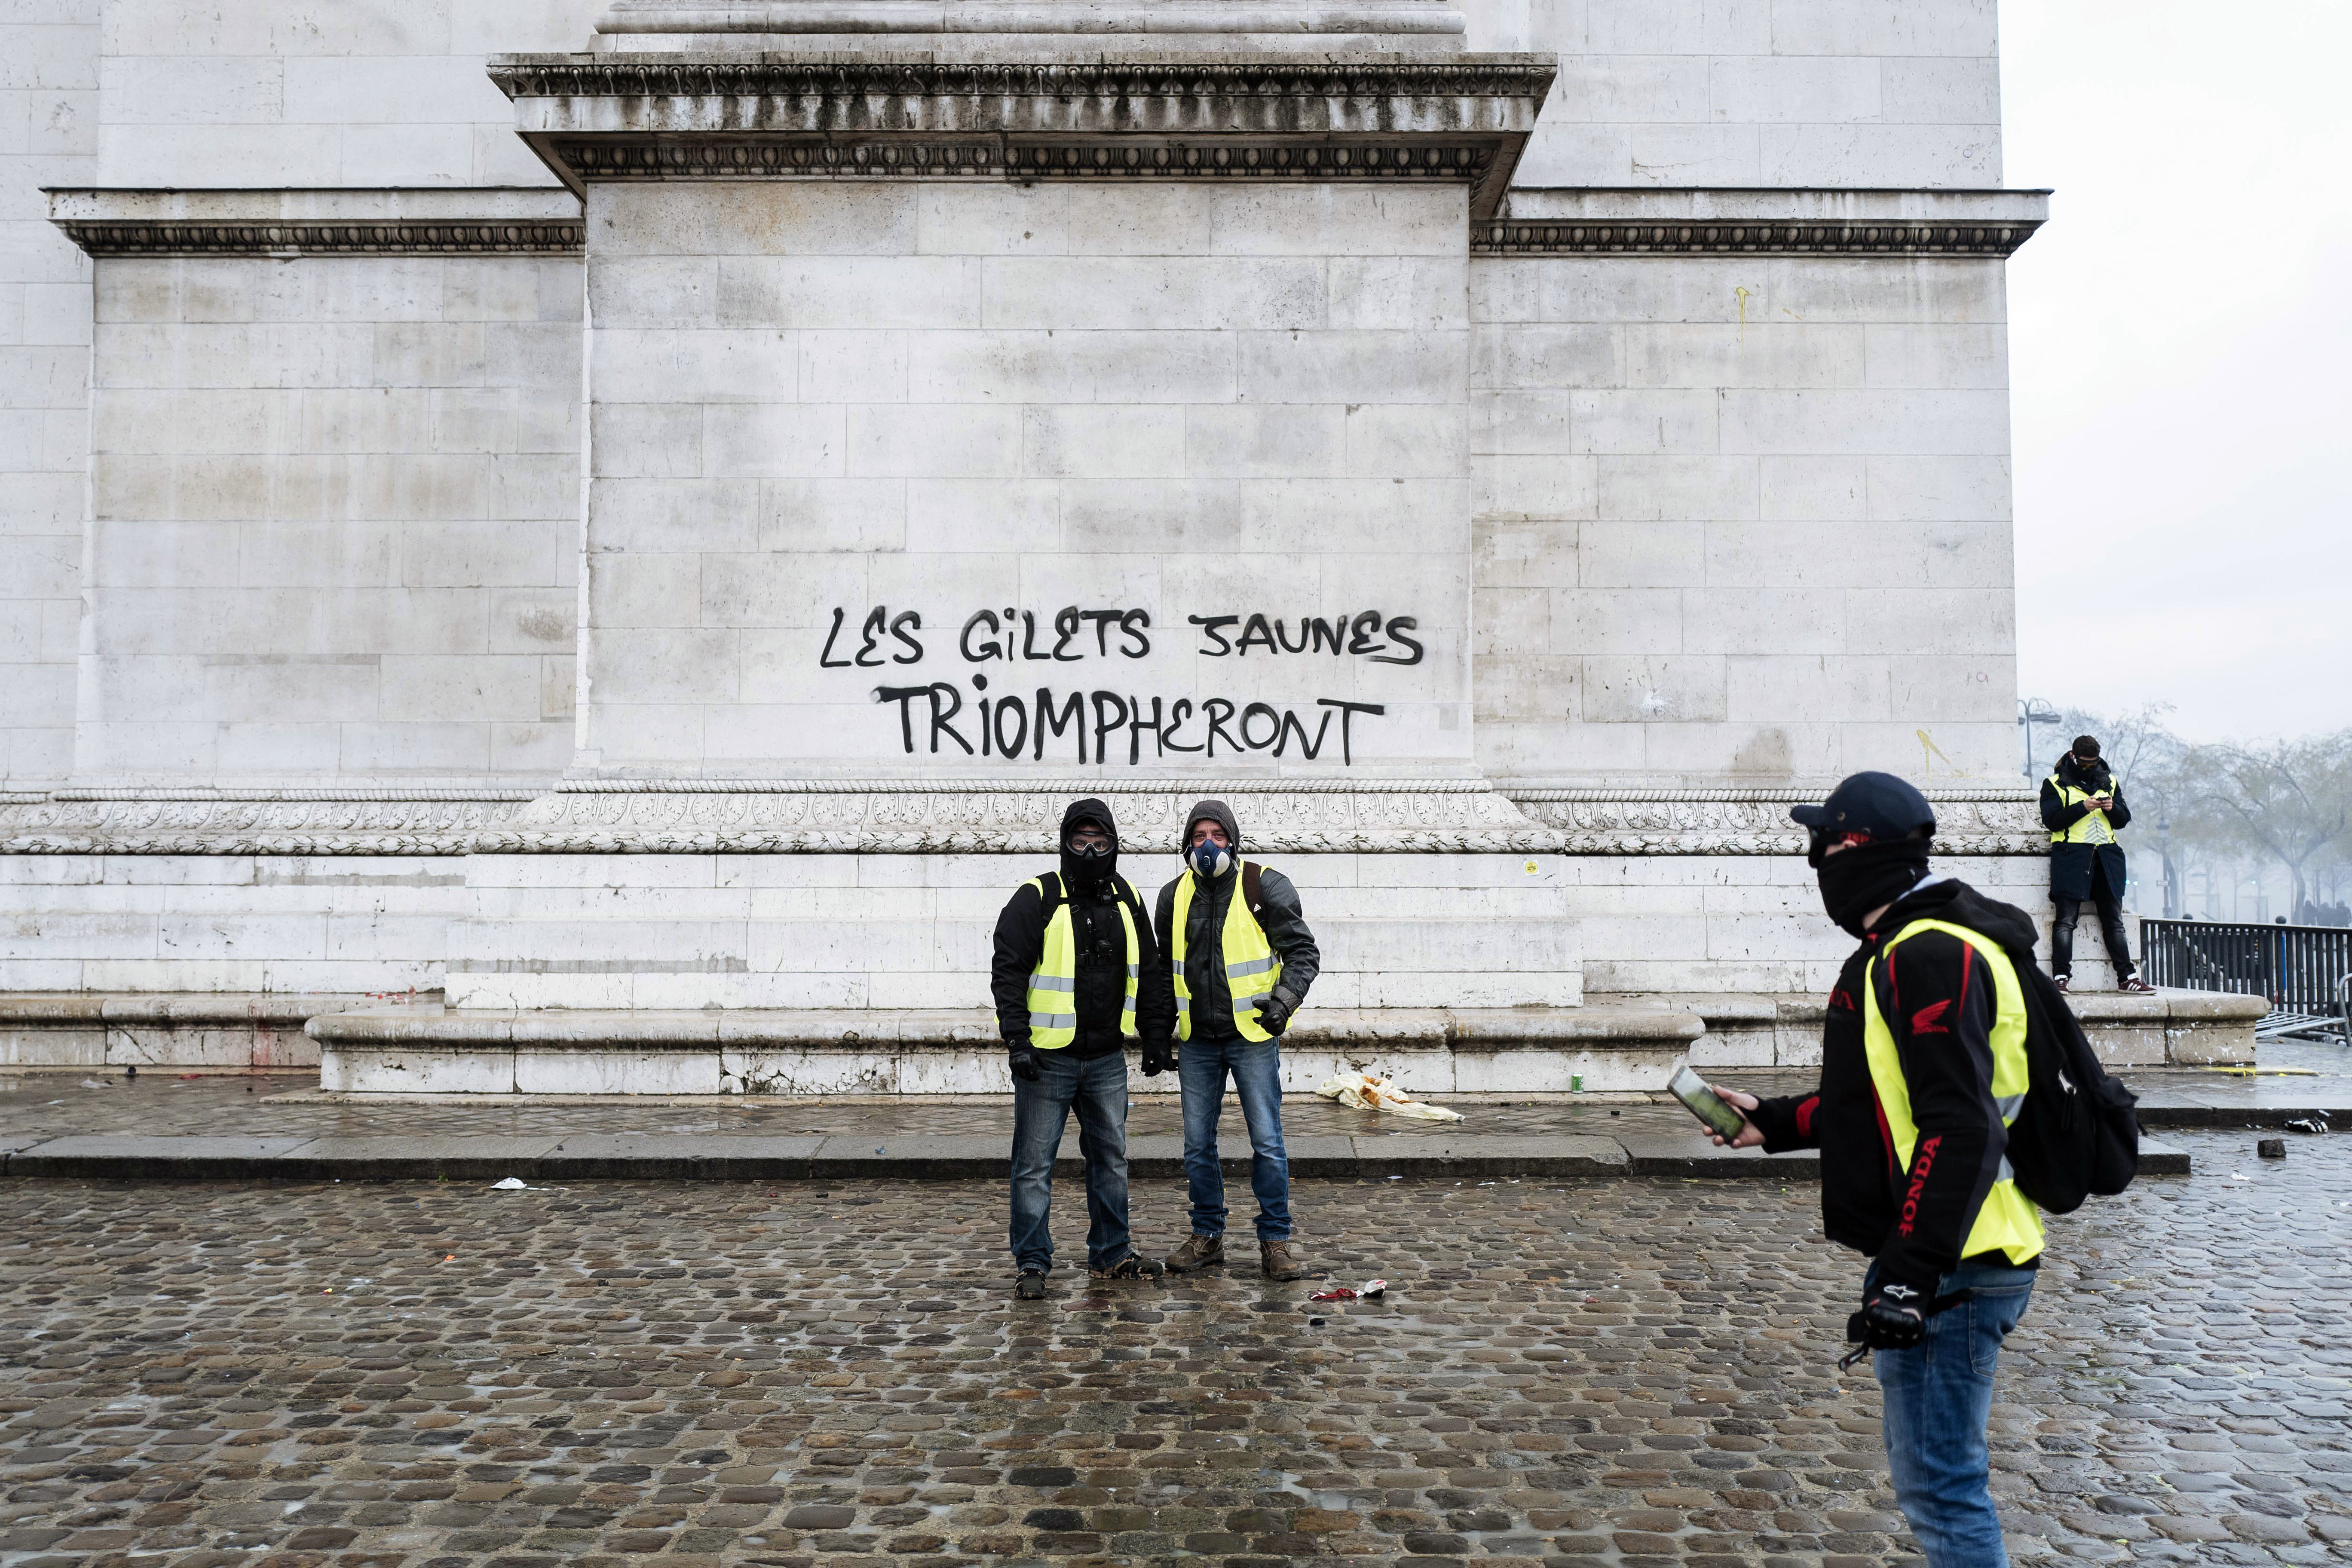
[{"left": 1187, "top": 611, "right": 1423, "bottom": 665}]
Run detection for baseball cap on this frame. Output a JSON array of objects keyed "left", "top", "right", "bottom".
[{"left": 1789, "top": 771, "right": 1936, "bottom": 840}]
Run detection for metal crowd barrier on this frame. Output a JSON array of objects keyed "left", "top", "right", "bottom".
[{"left": 2139, "top": 918, "right": 2352, "bottom": 1043}]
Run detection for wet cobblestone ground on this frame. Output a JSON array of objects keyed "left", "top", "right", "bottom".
[{"left": 5, "top": 1128, "right": 2349, "bottom": 1567}]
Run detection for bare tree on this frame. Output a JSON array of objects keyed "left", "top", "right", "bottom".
[{"left": 2171, "top": 732, "right": 2352, "bottom": 917}]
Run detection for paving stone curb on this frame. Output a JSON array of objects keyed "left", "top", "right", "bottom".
[{"left": 0, "top": 1132, "right": 2191, "bottom": 1181}]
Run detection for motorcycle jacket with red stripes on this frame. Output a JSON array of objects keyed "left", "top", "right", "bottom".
[{"left": 1746, "top": 876, "right": 2045, "bottom": 1299}]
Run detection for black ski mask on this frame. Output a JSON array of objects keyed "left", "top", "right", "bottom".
[
  {"left": 1814, "top": 836, "right": 1931, "bottom": 937},
  {"left": 1058, "top": 796, "right": 1119, "bottom": 895}
]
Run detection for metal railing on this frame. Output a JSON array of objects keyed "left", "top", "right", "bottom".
[{"left": 2140, "top": 919, "right": 2352, "bottom": 1040}]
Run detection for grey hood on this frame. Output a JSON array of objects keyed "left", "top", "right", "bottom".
[{"left": 1184, "top": 797, "right": 1241, "bottom": 854}]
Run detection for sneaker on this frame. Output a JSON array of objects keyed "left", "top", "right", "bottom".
[
  {"left": 1259, "top": 1238, "right": 1306, "bottom": 1282},
  {"left": 1016, "top": 1270, "right": 1047, "bottom": 1300},
  {"left": 1165, "top": 1234, "right": 1225, "bottom": 1274},
  {"left": 2119, "top": 974, "right": 2156, "bottom": 993},
  {"left": 1090, "top": 1253, "right": 1164, "bottom": 1281},
  {"left": 2054, "top": 974, "right": 2071, "bottom": 994}
]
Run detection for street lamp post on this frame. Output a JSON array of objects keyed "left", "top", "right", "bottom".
[
  {"left": 2018, "top": 697, "right": 2060, "bottom": 779},
  {"left": 2157, "top": 815, "right": 2176, "bottom": 919}
]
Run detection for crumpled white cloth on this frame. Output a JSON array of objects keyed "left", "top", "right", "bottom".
[{"left": 1315, "top": 1072, "right": 1464, "bottom": 1121}]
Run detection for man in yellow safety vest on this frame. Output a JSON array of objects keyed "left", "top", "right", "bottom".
[
  {"left": 1706, "top": 772, "right": 2047, "bottom": 1568},
  {"left": 989, "top": 797, "right": 1174, "bottom": 1299},
  {"left": 2040, "top": 734, "right": 2153, "bottom": 994},
  {"left": 1148, "top": 799, "right": 1322, "bottom": 1281}
]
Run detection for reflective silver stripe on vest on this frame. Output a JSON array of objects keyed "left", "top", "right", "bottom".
[
  {"left": 1996, "top": 1093, "right": 2024, "bottom": 1122},
  {"left": 1029, "top": 974, "right": 1075, "bottom": 992},
  {"left": 1029, "top": 1011, "right": 1075, "bottom": 1029},
  {"left": 1996, "top": 1154, "right": 2014, "bottom": 1183},
  {"left": 1227, "top": 955, "right": 1277, "bottom": 978},
  {"left": 1127, "top": 964, "right": 1142, "bottom": 977},
  {"left": 1174, "top": 996, "right": 1190, "bottom": 1012}
]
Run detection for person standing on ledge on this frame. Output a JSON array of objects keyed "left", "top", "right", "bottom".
[
  {"left": 991, "top": 797, "right": 1173, "bottom": 1299},
  {"left": 1706, "top": 772, "right": 2050, "bottom": 1568},
  {"left": 1148, "top": 799, "right": 1321, "bottom": 1281},
  {"left": 2040, "top": 735, "right": 2154, "bottom": 994}
]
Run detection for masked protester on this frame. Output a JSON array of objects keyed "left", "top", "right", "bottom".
[
  {"left": 1147, "top": 799, "right": 1322, "bottom": 1280},
  {"left": 1706, "top": 772, "right": 2052, "bottom": 1568},
  {"left": 2039, "top": 735, "right": 2153, "bottom": 994},
  {"left": 989, "top": 798, "right": 1174, "bottom": 1298}
]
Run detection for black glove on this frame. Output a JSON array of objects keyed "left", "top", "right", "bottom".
[
  {"left": 1007, "top": 1041, "right": 1043, "bottom": 1084},
  {"left": 1846, "top": 1278, "right": 1930, "bottom": 1351},
  {"left": 1254, "top": 992, "right": 1295, "bottom": 1035},
  {"left": 1140, "top": 1038, "right": 1174, "bottom": 1077}
]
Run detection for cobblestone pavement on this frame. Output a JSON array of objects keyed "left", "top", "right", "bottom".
[{"left": 5, "top": 1128, "right": 2349, "bottom": 1567}]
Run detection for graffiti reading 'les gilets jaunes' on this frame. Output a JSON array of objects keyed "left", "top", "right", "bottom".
[
  {"left": 817, "top": 606, "right": 1424, "bottom": 667},
  {"left": 819, "top": 605, "right": 1425, "bottom": 766}
]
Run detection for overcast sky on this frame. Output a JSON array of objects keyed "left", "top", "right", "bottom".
[{"left": 2002, "top": 1, "right": 2352, "bottom": 744}]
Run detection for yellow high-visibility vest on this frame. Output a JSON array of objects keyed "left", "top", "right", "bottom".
[
  {"left": 2047, "top": 775, "right": 2119, "bottom": 846},
  {"left": 1022, "top": 873, "right": 1140, "bottom": 1050},
  {"left": 1171, "top": 862, "right": 1281, "bottom": 1044},
  {"left": 1861, "top": 918, "right": 2045, "bottom": 1267}
]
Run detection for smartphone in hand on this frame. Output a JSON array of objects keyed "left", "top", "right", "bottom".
[{"left": 1668, "top": 1066, "right": 1751, "bottom": 1142}]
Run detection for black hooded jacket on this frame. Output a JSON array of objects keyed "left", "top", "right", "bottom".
[
  {"left": 1746, "top": 876, "right": 2045, "bottom": 1296},
  {"left": 2040, "top": 753, "right": 2132, "bottom": 901},
  {"left": 990, "top": 798, "right": 1174, "bottom": 1058}
]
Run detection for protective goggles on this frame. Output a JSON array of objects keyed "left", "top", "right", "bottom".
[{"left": 1805, "top": 827, "right": 1874, "bottom": 867}]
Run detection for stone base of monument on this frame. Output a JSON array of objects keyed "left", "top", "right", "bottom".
[
  {"left": 1678, "top": 988, "right": 2261, "bottom": 1069},
  {"left": 0, "top": 993, "right": 379, "bottom": 1072},
  {"left": 308, "top": 1003, "right": 1703, "bottom": 1096}
]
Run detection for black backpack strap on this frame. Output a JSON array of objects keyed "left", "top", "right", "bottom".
[
  {"left": 1036, "top": 870, "right": 1064, "bottom": 922},
  {"left": 1243, "top": 860, "right": 1265, "bottom": 916}
]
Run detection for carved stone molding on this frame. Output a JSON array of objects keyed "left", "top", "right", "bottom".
[
  {"left": 0, "top": 790, "right": 542, "bottom": 856},
  {"left": 1507, "top": 787, "right": 2045, "bottom": 856},
  {"left": 56, "top": 220, "right": 587, "bottom": 258},
  {"left": 1472, "top": 218, "right": 2040, "bottom": 257},
  {"left": 0, "top": 780, "right": 2048, "bottom": 858},
  {"left": 493, "top": 53, "right": 1555, "bottom": 214},
  {"left": 59, "top": 221, "right": 583, "bottom": 257}
]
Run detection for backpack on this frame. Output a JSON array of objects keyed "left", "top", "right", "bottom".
[{"left": 2001, "top": 952, "right": 2140, "bottom": 1212}]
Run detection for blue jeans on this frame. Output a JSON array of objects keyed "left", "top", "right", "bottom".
[
  {"left": 1868, "top": 1258, "right": 2037, "bottom": 1568},
  {"left": 1178, "top": 1036, "right": 1290, "bottom": 1241},
  {"left": 1008, "top": 1048, "right": 1132, "bottom": 1274}
]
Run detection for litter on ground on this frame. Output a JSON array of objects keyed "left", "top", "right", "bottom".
[
  {"left": 1311, "top": 1278, "right": 1388, "bottom": 1303},
  {"left": 1315, "top": 1072, "right": 1463, "bottom": 1121},
  {"left": 490, "top": 1176, "right": 529, "bottom": 1191}
]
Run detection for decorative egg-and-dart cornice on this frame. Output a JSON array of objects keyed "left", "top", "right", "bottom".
[{"left": 490, "top": 53, "right": 1557, "bottom": 216}]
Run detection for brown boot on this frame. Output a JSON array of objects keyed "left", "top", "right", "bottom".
[
  {"left": 1165, "top": 1234, "right": 1225, "bottom": 1274},
  {"left": 1259, "top": 1238, "right": 1305, "bottom": 1281}
]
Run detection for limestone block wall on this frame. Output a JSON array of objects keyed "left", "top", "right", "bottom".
[
  {"left": 1467, "top": 0, "right": 2001, "bottom": 187},
  {"left": 83, "top": 251, "right": 584, "bottom": 780},
  {"left": 0, "top": 851, "right": 457, "bottom": 994},
  {"left": 582, "top": 180, "right": 1474, "bottom": 777},
  {"left": 92, "top": 0, "right": 602, "bottom": 188},
  {"left": 1469, "top": 249, "right": 2017, "bottom": 784},
  {"left": 444, "top": 849, "right": 1580, "bottom": 1012},
  {"left": 0, "top": 1, "right": 96, "bottom": 786}
]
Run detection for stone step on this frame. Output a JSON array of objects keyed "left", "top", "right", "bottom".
[
  {"left": 307, "top": 1002, "right": 1703, "bottom": 1094},
  {"left": 0, "top": 1130, "right": 2193, "bottom": 1181}
]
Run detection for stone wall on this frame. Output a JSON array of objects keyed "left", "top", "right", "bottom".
[
  {"left": 582, "top": 179, "right": 1474, "bottom": 778},
  {"left": 83, "top": 246, "right": 582, "bottom": 780},
  {"left": 1471, "top": 0, "right": 2002, "bottom": 187},
  {"left": 0, "top": 0, "right": 96, "bottom": 787},
  {"left": 92, "top": 0, "right": 600, "bottom": 188},
  {"left": 1471, "top": 244, "right": 2018, "bottom": 784}
]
